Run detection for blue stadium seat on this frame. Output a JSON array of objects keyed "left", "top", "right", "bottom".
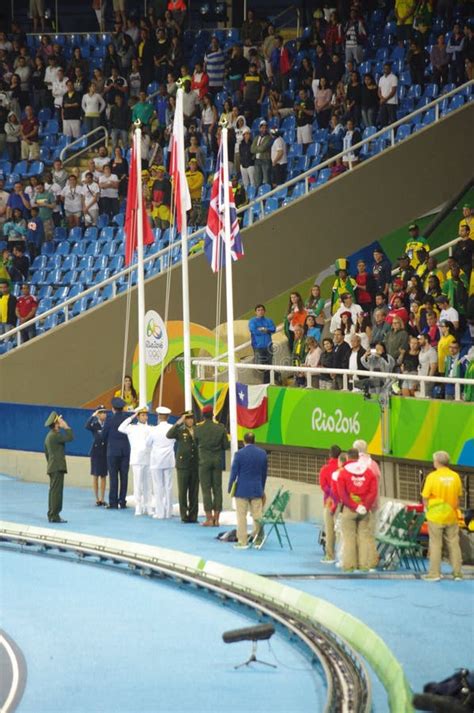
[
  {"left": 62, "top": 269, "right": 78, "bottom": 284},
  {"left": 37, "top": 297, "right": 53, "bottom": 314},
  {"left": 95, "top": 255, "right": 109, "bottom": 270},
  {"left": 315, "top": 168, "right": 331, "bottom": 185},
  {"left": 288, "top": 144, "right": 303, "bottom": 158},
  {"left": 32, "top": 255, "right": 47, "bottom": 270},
  {"left": 51, "top": 255, "right": 63, "bottom": 269},
  {"left": 264, "top": 197, "right": 279, "bottom": 215},
  {"left": 31, "top": 269, "right": 47, "bottom": 284},
  {"left": 84, "top": 227, "right": 98, "bottom": 241},
  {"left": 38, "top": 285, "right": 53, "bottom": 298},
  {"left": 78, "top": 268, "right": 94, "bottom": 283},
  {"left": 40, "top": 314, "right": 59, "bottom": 332},
  {"left": 71, "top": 242, "right": 87, "bottom": 256},
  {"left": 13, "top": 160, "right": 29, "bottom": 178},
  {"left": 100, "top": 227, "right": 115, "bottom": 240},
  {"left": 41, "top": 241, "right": 55, "bottom": 255},
  {"left": 67, "top": 284, "right": 84, "bottom": 298},
  {"left": 26, "top": 161, "right": 44, "bottom": 177},
  {"left": 257, "top": 183, "right": 271, "bottom": 197},
  {"left": 97, "top": 214, "right": 110, "bottom": 228},
  {"left": 109, "top": 255, "right": 124, "bottom": 271},
  {"left": 101, "top": 284, "right": 115, "bottom": 301},
  {"left": 449, "top": 94, "right": 465, "bottom": 111},
  {"left": 395, "top": 124, "right": 411, "bottom": 142},
  {"left": 281, "top": 115, "right": 296, "bottom": 131},
  {"left": 422, "top": 108, "right": 436, "bottom": 126},
  {"left": 95, "top": 268, "right": 111, "bottom": 282},
  {"left": 78, "top": 256, "right": 94, "bottom": 270},
  {"left": 54, "top": 285, "right": 70, "bottom": 301},
  {"left": 68, "top": 227, "right": 83, "bottom": 242},
  {"left": 102, "top": 243, "right": 117, "bottom": 257},
  {"left": 113, "top": 213, "right": 125, "bottom": 227},
  {"left": 86, "top": 242, "right": 101, "bottom": 257},
  {"left": 61, "top": 256, "right": 78, "bottom": 275}
]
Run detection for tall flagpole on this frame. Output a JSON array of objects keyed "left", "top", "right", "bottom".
[
  {"left": 134, "top": 120, "right": 147, "bottom": 408},
  {"left": 220, "top": 120, "right": 238, "bottom": 458},
  {"left": 176, "top": 83, "right": 192, "bottom": 411}
]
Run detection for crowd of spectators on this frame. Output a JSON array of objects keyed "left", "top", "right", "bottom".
[{"left": 274, "top": 207, "right": 473, "bottom": 400}]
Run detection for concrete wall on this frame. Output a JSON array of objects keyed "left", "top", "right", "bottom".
[{"left": 1, "top": 103, "right": 473, "bottom": 406}]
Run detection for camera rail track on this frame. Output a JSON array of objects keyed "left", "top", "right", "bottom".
[{"left": 1, "top": 528, "right": 371, "bottom": 713}]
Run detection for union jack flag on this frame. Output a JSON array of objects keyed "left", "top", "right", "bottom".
[{"left": 204, "top": 142, "right": 244, "bottom": 273}]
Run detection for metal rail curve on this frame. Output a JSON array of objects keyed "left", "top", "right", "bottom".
[{"left": 1, "top": 531, "right": 371, "bottom": 713}]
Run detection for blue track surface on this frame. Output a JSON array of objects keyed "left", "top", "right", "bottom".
[
  {"left": 1, "top": 550, "right": 324, "bottom": 713},
  {"left": 1, "top": 475, "right": 473, "bottom": 713}
]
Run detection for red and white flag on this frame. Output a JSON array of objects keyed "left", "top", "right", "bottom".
[
  {"left": 124, "top": 133, "right": 154, "bottom": 265},
  {"left": 169, "top": 89, "right": 191, "bottom": 232},
  {"left": 236, "top": 382, "right": 269, "bottom": 429}
]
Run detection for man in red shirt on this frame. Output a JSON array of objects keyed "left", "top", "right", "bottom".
[
  {"left": 20, "top": 106, "right": 40, "bottom": 161},
  {"left": 319, "top": 445, "right": 341, "bottom": 563},
  {"left": 337, "top": 448, "right": 378, "bottom": 572},
  {"left": 15, "top": 283, "right": 38, "bottom": 342}
]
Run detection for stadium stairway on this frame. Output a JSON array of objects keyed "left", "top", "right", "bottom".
[{"left": 1, "top": 101, "right": 473, "bottom": 407}]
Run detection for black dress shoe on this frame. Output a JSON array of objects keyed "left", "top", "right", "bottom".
[
  {"left": 118, "top": 503, "right": 127, "bottom": 509},
  {"left": 106, "top": 504, "right": 118, "bottom": 509},
  {"left": 50, "top": 518, "right": 68, "bottom": 523}
]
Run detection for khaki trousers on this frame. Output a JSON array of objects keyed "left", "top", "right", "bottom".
[
  {"left": 235, "top": 497, "right": 263, "bottom": 546},
  {"left": 341, "top": 507, "right": 373, "bottom": 570},
  {"left": 427, "top": 521, "right": 462, "bottom": 577},
  {"left": 323, "top": 507, "right": 336, "bottom": 560}
]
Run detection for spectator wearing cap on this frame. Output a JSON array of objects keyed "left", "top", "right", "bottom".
[
  {"left": 239, "top": 127, "right": 256, "bottom": 188},
  {"left": 452, "top": 223, "right": 473, "bottom": 281},
  {"left": 185, "top": 158, "right": 204, "bottom": 226},
  {"left": 251, "top": 120, "right": 272, "bottom": 188},
  {"left": 397, "top": 253, "right": 415, "bottom": 287},
  {"left": 372, "top": 247, "right": 392, "bottom": 295},
  {"left": 421, "top": 451, "right": 463, "bottom": 581},
  {"left": 166, "top": 411, "right": 199, "bottom": 523},
  {"left": 377, "top": 62, "right": 398, "bottom": 127},
  {"left": 436, "top": 294, "right": 459, "bottom": 330},
  {"left": 270, "top": 128, "right": 287, "bottom": 186},
  {"left": 102, "top": 396, "right": 131, "bottom": 509},
  {"left": 404, "top": 223, "right": 430, "bottom": 268},
  {"left": 195, "top": 405, "right": 230, "bottom": 528},
  {"left": 85, "top": 406, "right": 108, "bottom": 506},
  {"left": 444, "top": 340, "right": 465, "bottom": 399}
]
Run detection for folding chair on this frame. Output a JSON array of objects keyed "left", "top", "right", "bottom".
[
  {"left": 254, "top": 489, "right": 292, "bottom": 550},
  {"left": 377, "top": 509, "right": 426, "bottom": 571}
]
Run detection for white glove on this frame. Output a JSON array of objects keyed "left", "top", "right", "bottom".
[{"left": 355, "top": 504, "right": 367, "bottom": 515}]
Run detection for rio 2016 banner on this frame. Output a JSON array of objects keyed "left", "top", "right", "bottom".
[{"left": 239, "top": 387, "right": 474, "bottom": 466}]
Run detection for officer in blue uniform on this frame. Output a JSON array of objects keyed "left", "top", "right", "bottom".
[
  {"left": 85, "top": 405, "right": 108, "bottom": 506},
  {"left": 102, "top": 397, "right": 131, "bottom": 509}
]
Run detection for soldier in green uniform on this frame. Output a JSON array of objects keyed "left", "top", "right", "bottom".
[
  {"left": 166, "top": 411, "right": 199, "bottom": 524},
  {"left": 194, "top": 405, "right": 230, "bottom": 527},
  {"left": 44, "top": 411, "right": 74, "bottom": 523}
]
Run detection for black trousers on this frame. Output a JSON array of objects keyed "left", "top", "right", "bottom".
[{"left": 107, "top": 454, "right": 130, "bottom": 507}]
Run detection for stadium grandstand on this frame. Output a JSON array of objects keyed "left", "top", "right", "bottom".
[{"left": 0, "top": 1, "right": 473, "bottom": 712}]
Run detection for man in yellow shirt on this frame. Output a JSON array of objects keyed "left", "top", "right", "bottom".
[
  {"left": 395, "top": 0, "right": 416, "bottom": 39},
  {"left": 185, "top": 158, "right": 204, "bottom": 227},
  {"left": 458, "top": 203, "right": 473, "bottom": 234},
  {"left": 421, "top": 450, "right": 463, "bottom": 581}
]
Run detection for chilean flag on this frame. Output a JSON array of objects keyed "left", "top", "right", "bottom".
[{"left": 236, "top": 383, "right": 269, "bottom": 429}]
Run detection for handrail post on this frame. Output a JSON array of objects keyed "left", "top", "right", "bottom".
[
  {"left": 304, "top": 175, "right": 309, "bottom": 194},
  {"left": 306, "top": 370, "right": 311, "bottom": 388},
  {"left": 390, "top": 127, "right": 395, "bottom": 146},
  {"left": 420, "top": 380, "right": 426, "bottom": 398},
  {"left": 17, "top": 329, "right": 22, "bottom": 347},
  {"left": 64, "top": 304, "right": 69, "bottom": 322},
  {"left": 342, "top": 373, "right": 348, "bottom": 391},
  {"left": 454, "top": 382, "right": 461, "bottom": 401}
]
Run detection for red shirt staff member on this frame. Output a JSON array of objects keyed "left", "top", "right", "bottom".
[
  {"left": 15, "top": 283, "right": 38, "bottom": 343},
  {"left": 319, "top": 445, "right": 342, "bottom": 564},
  {"left": 337, "top": 448, "right": 378, "bottom": 572}
]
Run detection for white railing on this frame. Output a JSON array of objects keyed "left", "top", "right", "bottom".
[
  {"left": 60, "top": 126, "right": 109, "bottom": 166},
  {"left": 0, "top": 81, "right": 471, "bottom": 350},
  {"left": 191, "top": 359, "right": 474, "bottom": 402}
]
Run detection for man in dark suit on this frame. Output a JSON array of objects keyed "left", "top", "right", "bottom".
[
  {"left": 228, "top": 432, "right": 267, "bottom": 550},
  {"left": 333, "top": 328, "right": 351, "bottom": 389},
  {"left": 101, "top": 397, "right": 130, "bottom": 509}
]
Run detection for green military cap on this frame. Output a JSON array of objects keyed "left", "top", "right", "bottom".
[
  {"left": 183, "top": 411, "right": 194, "bottom": 418},
  {"left": 44, "top": 411, "right": 60, "bottom": 427}
]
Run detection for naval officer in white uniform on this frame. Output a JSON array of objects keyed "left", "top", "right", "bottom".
[
  {"left": 148, "top": 406, "right": 176, "bottom": 519},
  {"left": 118, "top": 407, "right": 151, "bottom": 515}
]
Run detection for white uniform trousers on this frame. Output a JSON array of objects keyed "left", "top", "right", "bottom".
[
  {"left": 132, "top": 465, "right": 150, "bottom": 515},
  {"left": 150, "top": 467, "right": 173, "bottom": 518}
]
